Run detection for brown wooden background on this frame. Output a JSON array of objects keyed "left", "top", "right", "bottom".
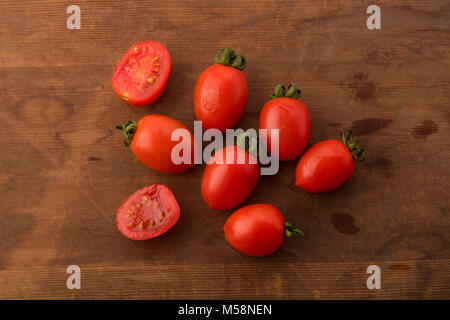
[{"left": 0, "top": 0, "right": 448, "bottom": 299}]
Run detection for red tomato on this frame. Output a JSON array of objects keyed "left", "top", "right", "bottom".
[
  {"left": 201, "top": 145, "right": 259, "bottom": 210},
  {"left": 194, "top": 48, "right": 248, "bottom": 131},
  {"left": 116, "top": 184, "right": 180, "bottom": 240},
  {"left": 259, "top": 84, "right": 310, "bottom": 161},
  {"left": 112, "top": 41, "right": 171, "bottom": 107},
  {"left": 295, "top": 131, "right": 365, "bottom": 193},
  {"left": 224, "top": 204, "right": 304, "bottom": 257},
  {"left": 116, "top": 114, "right": 195, "bottom": 173}
]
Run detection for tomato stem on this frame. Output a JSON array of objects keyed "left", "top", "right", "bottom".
[
  {"left": 284, "top": 222, "right": 304, "bottom": 237},
  {"left": 339, "top": 131, "right": 366, "bottom": 163},
  {"left": 270, "top": 83, "right": 302, "bottom": 99},
  {"left": 236, "top": 131, "right": 258, "bottom": 157},
  {"left": 215, "top": 48, "right": 246, "bottom": 71},
  {"left": 116, "top": 121, "right": 137, "bottom": 146}
]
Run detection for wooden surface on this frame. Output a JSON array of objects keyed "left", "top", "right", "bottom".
[{"left": 0, "top": 0, "right": 449, "bottom": 299}]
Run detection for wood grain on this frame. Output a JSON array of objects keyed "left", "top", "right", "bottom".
[{"left": 0, "top": 0, "right": 449, "bottom": 299}]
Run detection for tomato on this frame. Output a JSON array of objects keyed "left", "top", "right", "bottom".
[
  {"left": 116, "top": 184, "right": 180, "bottom": 240},
  {"left": 201, "top": 145, "right": 259, "bottom": 210},
  {"left": 194, "top": 48, "right": 248, "bottom": 131},
  {"left": 116, "top": 114, "right": 195, "bottom": 173},
  {"left": 112, "top": 41, "right": 171, "bottom": 107},
  {"left": 295, "top": 131, "right": 366, "bottom": 193},
  {"left": 223, "top": 204, "right": 304, "bottom": 257},
  {"left": 259, "top": 83, "right": 310, "bottom": 161}
]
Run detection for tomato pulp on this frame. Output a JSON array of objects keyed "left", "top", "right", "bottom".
[
  {"left": 116, "top": 184, "right": 180, "bottom": 240},
  {"left": 112, "top": 41, "right": 171, "bottom": 107},
  {"left": 194, "top": 48, "right": 248, "bottom": 131}
]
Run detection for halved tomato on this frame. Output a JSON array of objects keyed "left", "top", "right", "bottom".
[
  {"left": 112, "top": 41, "right": 171, "bottom": 107},
  {"left": 116, "top": 185, "right": 180, "bottom": 240}
]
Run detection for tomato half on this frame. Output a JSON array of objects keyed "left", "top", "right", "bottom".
[
  {"left": 295, "top": 131, "right": 365, "bottom": 193},
  {"left": 112, "top": 41, "right": 171, "bottom": 107},
  {"left": 259, "top": 84, "right": 310, "bottom": 161},
  {"left": 116, "top": 114, "right": 196, "bottom": 173},
  {"left": 194, "top": 48, "right": 248, "bottom": 131},
  {"left": 201, "top": 145, "right": 259, "bottom": 210},
  {"left": 224, "top": 204, "right": 303, "bottom": 257},
  {"left": 116, "top": 184, "right": 180, "bottom": 240}
]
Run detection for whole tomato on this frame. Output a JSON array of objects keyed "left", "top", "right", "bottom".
[
  {"left": 295, "top": 131, "right": 366, "bottom": 192},
  {"left": 201, "top": 144, "right": 259, "bottom": 210},
  {"left": 259, "top": 83, "right": 310, "bottom": 161},
  {"left": 194, "top": 48, "right": 248, "bottom": 132},
  {"left": 116, "top": 114, "right": 196, "bottom": 173},
  {"left": 224, "top": 204, "right": 304, "bottom": 257}
]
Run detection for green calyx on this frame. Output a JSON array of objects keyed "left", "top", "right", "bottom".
[
  {"left": 236, "top": 131, "right": 258, "bottom": 157},
  {"left": 215, "top": 48, "right": 246, "bottom": 71},
  {"left": 340, "top": 130, "right": 366, "bottom": 163},
  {"left": 285, "top": 222, "right": 304, "bottom": 237},
  {"left": 270, "top": 83, "right": 302, "bottom": 99},
  {"left": 116, "top": 121, "right": 137, "bottom": 146}
]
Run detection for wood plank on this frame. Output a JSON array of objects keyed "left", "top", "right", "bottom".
[{"left": 0, "top": 0, "right": 448, "bottom": 299}]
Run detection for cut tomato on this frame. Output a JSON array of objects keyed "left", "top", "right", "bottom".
[
  {"left": 116, "top": 185, "right": 180, "bottom": 240},
  {"left": 112, "top": 41, "right": 171, "bottom": 107}
]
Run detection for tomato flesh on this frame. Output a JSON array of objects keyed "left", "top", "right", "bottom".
[
  {"left": 259, "top": 97, "right": 310, "bottom": 161},
  {"left": 201, "top": 146, "right": 259, "bottom": 210},
  {"left": 116, "top": 185, "right": 180, "bottom": 240},
  {"left": 112, "top": 41, "right": 171, "bottom": 107},
  {"left": 224, "top": 204, "right": 285, "bottom": 257},
  {"left": 295, "top": 140, "right": 355, "bottom": 192}
]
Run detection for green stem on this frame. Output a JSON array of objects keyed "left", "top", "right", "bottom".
[
  {"left": 215, "top": 48, "right": 246, "bottom": 71},
  {"left": 236, "top": 131, "right": 258, "bottom": 157},
  {"left": 284, "top": 222, "right": 304, "bottom": 237},
  {"left": 339, "top": 130, "right": 366, "bottom": 163},
  {"left": 270, "top": 83, "right": 302, "bottom": 99},
  {"left": 116, "top": 121, "right": 137, "bottom": 146}
]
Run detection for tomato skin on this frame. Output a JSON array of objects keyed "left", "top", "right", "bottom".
[
  {"left": 259, "top": 97, "right": 310, "bottom": 161},
  {"left": 194, "top": 64, "right": 248, "bottom": 131},
  {"left": 112, "top": 41, "right": 171, "bottom": 107},
  {"left": 295, "top": 140, "right": 355, "bottom": 193},
  {"left": 201, "top": 146, "right": 259, "bottom": 210},
  {"left": 116, "top": 184, "right": 180, "bottom": 240},
  {"left": 130, "top": 114, "right": 195, "bottom": 173},
  {"left": 224, "top": 204, "right": 285, "bottom": 257}
]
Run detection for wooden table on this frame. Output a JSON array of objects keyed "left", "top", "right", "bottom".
[{"left": 0, "top": 0, "right": 448, "bottom": 299}]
